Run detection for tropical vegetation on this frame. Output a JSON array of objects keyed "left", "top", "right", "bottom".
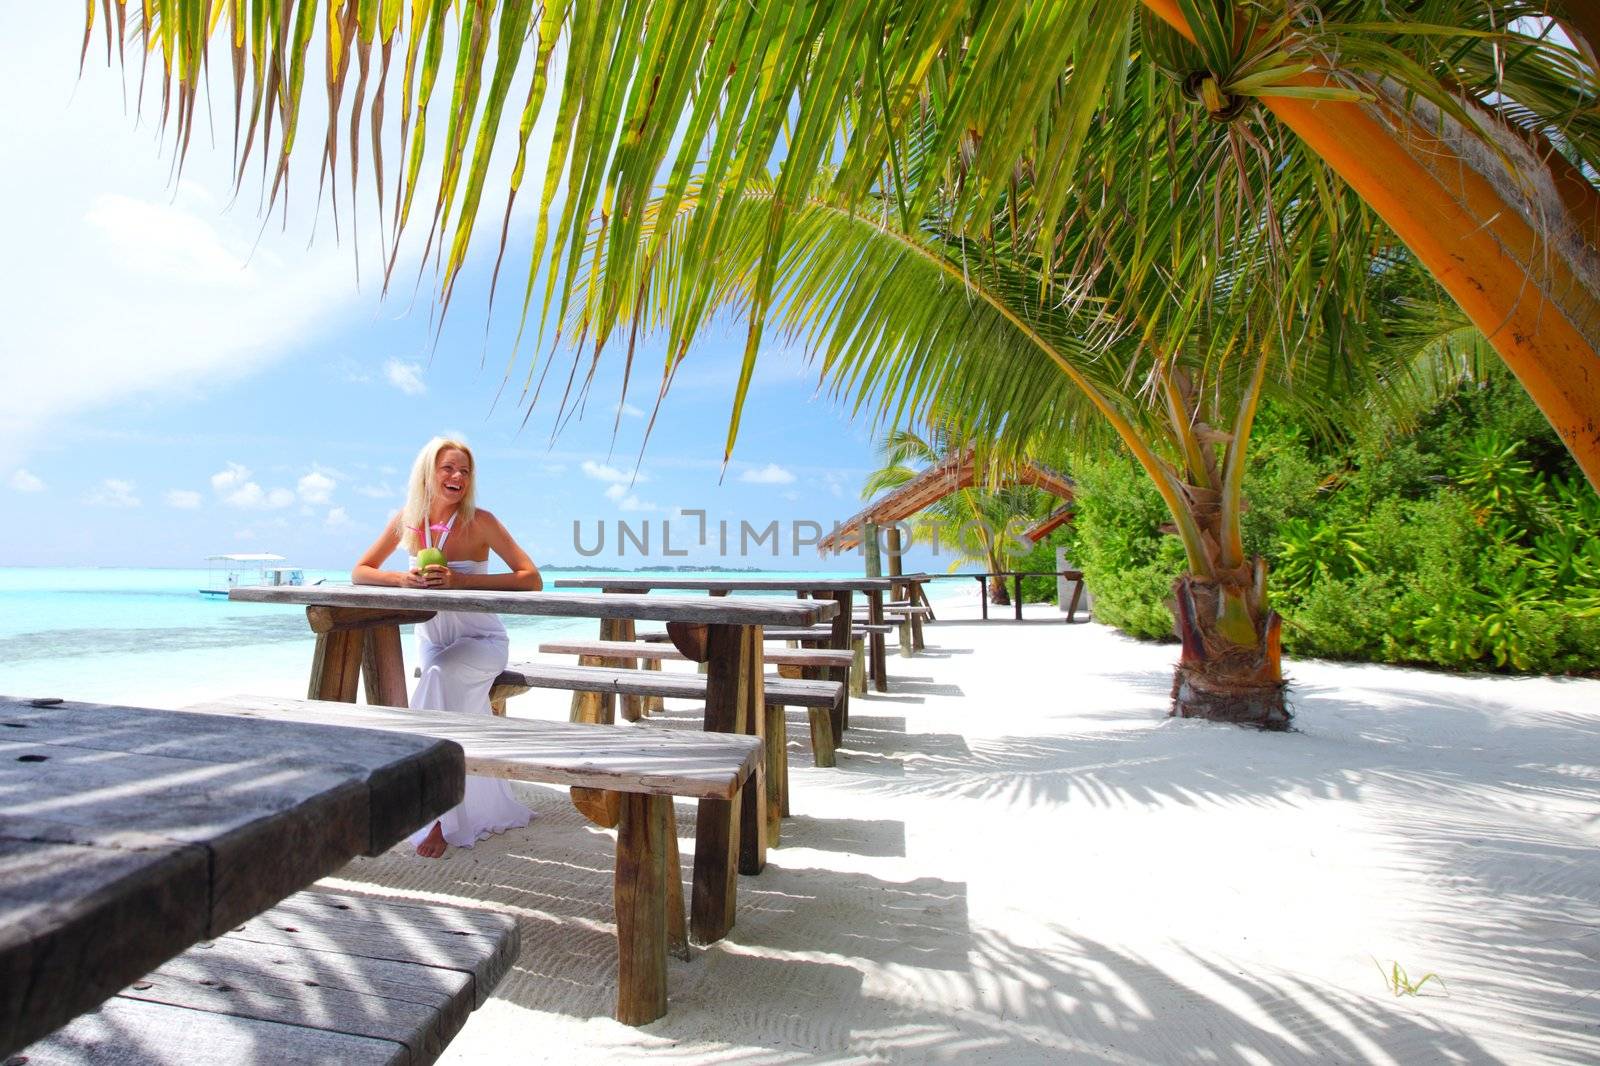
[
  {"left": 1049, "top": 370, "right": 1600, "bottom": 674},
  {"left": 85, "top": 3, "right": 1600, "bottom": 727}
]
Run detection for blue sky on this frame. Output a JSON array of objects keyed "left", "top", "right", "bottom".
[{"left": 0, "top": 8, "right": 944, "bottom": 573}]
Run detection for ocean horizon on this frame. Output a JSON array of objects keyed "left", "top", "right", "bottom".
[{"left": 1, "top": 566, "right": 968, "bottom": 710}]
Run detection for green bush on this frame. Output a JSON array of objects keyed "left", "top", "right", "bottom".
[{"left": 1062, "top": 372, "right": 1600, "bottom": 674}]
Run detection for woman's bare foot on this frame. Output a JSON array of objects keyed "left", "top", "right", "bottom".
[{"left": 415, "top": 822, "right": 447, "bottom": 858}]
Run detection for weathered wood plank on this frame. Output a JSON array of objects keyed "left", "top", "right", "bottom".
[
  {"left": 538, "top": 639, "right": 852, "bottom": 669},
  {"left": 0, "top": 698, "right": 465, "bottom": 857},
  {"left": 307, "top": 606, "right": 436, "bottom": 634},
  {"left": 0, "top": 734, "right": 372, "bottom": 941},
  {"left": 20, "top": 889, "right": 518, "bottom": 1065},
  {"left": 232, "top": 585, "right": 835, "bottom": 627},
  {"left": 19, "top": 996, "right": 407, "bottom": 1066},
  {"left": 222, "top": 892, "right": 518, "bottom": 1011},
  {"left": 555, "top": 577, "right": 894, "bottom": 592},
  {"left": 0, "top": 824, "right": 209, "bottom": 1058},
  {"left": 183, "top": 697, "right": 760, "bottom": 802},
  {"left": 497, "top": 662, "right": 842, "bottom": 709},
  {"left": 0, "top": 698, "right": 463, "bottom": 1061}
]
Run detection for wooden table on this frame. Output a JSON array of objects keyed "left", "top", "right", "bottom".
[
  {"left": 186, "top": 695, "right": 763, "bottom": 1026},
  {"left": 554, "top": 576, "right": 894, "bottom": 694},
  {"left": 228, "top": 584, "right": 835, "bottom": 944},
  {"left": 940, "top": 570, "right": 1085, "bottom": 621},
  {"left": 0, "top": 694, "right": 465, "bottom": 1059}
]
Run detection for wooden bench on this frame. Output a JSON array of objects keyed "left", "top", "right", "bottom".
[
  {"left": 183, "top": 696, "right": 761, "bottom": 1026},
  {"left": 487, "top": 661, "right": 843, "bottom": 826},
  {"left": 20, "top": 889, "right": 517, "bottom": 1066}
]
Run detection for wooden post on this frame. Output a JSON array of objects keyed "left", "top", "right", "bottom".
[
  {"left": 604, "top": 589, "right": 646, "bottom": 722},
  {"left": 863, "top": 521, "right": 882, "bottom": 578},
  {"left": 866, "top": 590, "right": 888, "bottom": 693},
  {"left": 308, "top": 629, "right": 363, "bottom": 703},
  {"left": 360, "top": 626, "right": 409, "bottom": 708},
  {"left": 808, "top": 707, "right": 837, "bottom": 768},
  {"left": 764, "top": 697, "right": 787, "bottom": 830},
  {"left": 737, "top": 627, "right": 768, "bottom": 874},
  {"left": 614, "top": 792, "right": 669, "bottom": 1026},
  {"left": 886, "top": 526, "right": 904, "bottom": 579},
  {"left": 850, "top": 638, "right": 866, "bottom": 697},
  {"left": 571, "top": 616, "right": 620, "bottom": 724},
  {"left": 664, "top": 803, "right": 689, "bottom": 961},
  {"left": 690, "top": 624, "right": 746, "bottom": 944},
  {"left": 827, "top": 590, "right": 853, "bottom": 736}
]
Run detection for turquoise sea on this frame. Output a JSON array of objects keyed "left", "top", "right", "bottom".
[{"left": 0, "top": 567, "right": 966, "bottom": 709}]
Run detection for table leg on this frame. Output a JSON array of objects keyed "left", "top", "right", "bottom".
[
  {"left": 572, "top": 617, "right": 619, "bottom": 724},
  {"left": 828, "top": 590, "right": 852, "bottom": 735},
  {"left": 691, "top": 623, "right": 762, "bottom": 945},
  {"left": 614, "top": 792, "right": 669, "bottom": 1025},
  {"left": 866, "top": 590, "right": 888, "bottom": 693},
  {"left": 309, "top": 630, "right": 364, "bottom": 702},
  {"left": 978, "top": 575, "right": 989, "bottom": 620},
  {"left": 360, "top": 625, "right": 409, "bottom": 707},
  {"left": 738, "top": 627, "right": 769, "bottom": 872},
  {"left": 1067, "top": 578, "right": 1084, "bottom": 623},
  {"left": 1014, "top": 574, "right": 1023, "bottom": 621}
]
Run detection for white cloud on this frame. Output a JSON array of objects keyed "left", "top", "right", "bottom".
[
  {"left": 164, "top": 489, "right": 202, "bottom": 509},
  {"left": 8, "top": 469, "right": 44, "bottom": 492},
  {"left": 613, "top": 401, "right": 645, "bottom": 419},
  {"left": 606, "top": 483, "right": 657, "bottom": 511},
  {"left": 86, "top": 478, "right": 139, "bottom": 508},
  {"left": 211, "top": 462, "right": 294, "bottom": 509},
  {"left": 582, "top": 460, "right": 647, "bottom": 485},
  {"left": 355, "top": 482, "right": 396, "bottom": 499},
  {"left": 297, "top": 470, "right": 336, "bottom": 504},
  {"left": 210, "top": 462, "right": 252, "bottom": 493},
  {"left": 740, "top": 462, "right": 796, "bottom": 485},
  {"left": 325, "top": 506, "right": 351, "bottom": 528},
  {"left": 384, "top": 359, "right": 427, "bottom": 396}
]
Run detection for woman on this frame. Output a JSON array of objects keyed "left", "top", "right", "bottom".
[{"left": 354, "top": 436, "right": 543, "bottom": 858}]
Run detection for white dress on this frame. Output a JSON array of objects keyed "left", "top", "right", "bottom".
[{"left": 406, "top": 555, "right": 534, "bottom": 849}]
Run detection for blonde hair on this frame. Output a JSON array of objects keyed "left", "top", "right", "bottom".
[{"left": 399, "top": 436, "right": 478, "bottom": 555}]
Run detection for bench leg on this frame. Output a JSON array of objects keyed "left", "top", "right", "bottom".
[
  {"left": 665, "top": 803, "right": 689, "bottom": 960},
  {"left": 615, "top": 793, "right": 669, "bottom": 1026},
  {"left": 763, "top": 700, "right": 788, "bottom": 828},
  {"left": 808, "top": 706, "right": 837, "bottom": 768},
  {"left": 898, "top": 618, "right": 913, "bottom": 657},
  {"left": 570, "top": 650, "right": 616, "bottom": 725},
  {"left": 912, "top": 611, "right": 925, "bottom": 651},
  {"left": 850, "top": 638, "right": 866, "bottom": 697},
  {"left": 643, "top": 658, "right": 664, "bottom": 715}
]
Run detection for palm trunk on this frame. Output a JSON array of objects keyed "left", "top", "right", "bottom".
[
  {"left": 1154, "top": 356, "right": 1288, "bottom": 729},
  {"left": 1170, "top": 569, "right": 1288, "bottom": 729},
  {"left": 989, "top": 574, "right": 1010, "bottom": 605}
]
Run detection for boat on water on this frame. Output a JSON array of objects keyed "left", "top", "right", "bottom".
[{"left": 200, "top": 554, "right": 311, "bottom": 597}]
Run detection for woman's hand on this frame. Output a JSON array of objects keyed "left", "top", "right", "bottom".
[
  {"left": 420, "top": 564, "right": 455, "bottom": 589},
  {"left": 404, "top": 567, "right": 432, "bottom": 589}
]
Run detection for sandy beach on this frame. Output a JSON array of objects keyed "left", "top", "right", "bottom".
[{"left": 296, "top": 599, "right": 1600, "bottom": 1065}]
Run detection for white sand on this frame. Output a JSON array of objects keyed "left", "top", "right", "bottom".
[{"left": 322, "top": 601, "right": 1600, "bottom": 1064}]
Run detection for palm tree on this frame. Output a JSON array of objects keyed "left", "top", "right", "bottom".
[
  {"left": 860, "top": 424, "right": 1048, "bottom": 606},
  {"left": 82, "top": 5, "right": 1593, "bottom": 727},
  {"left": 86, "top": 2, "right": 1600, "bottom": 488},
  {"left": 560, "top": 62, "right": 1479, "bottom": 728}
]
